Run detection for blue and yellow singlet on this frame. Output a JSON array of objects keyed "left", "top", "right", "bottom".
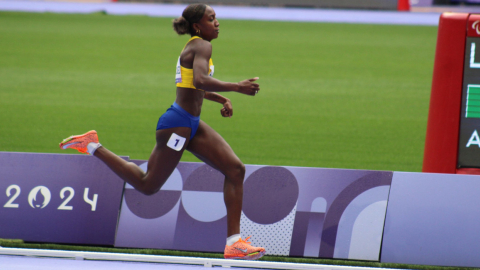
[{"left": 175, "top": 36, "right": 214, "bottom": 90}]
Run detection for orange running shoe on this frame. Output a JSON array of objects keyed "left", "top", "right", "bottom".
[
  {"left": 59, "top": 130, "right": 99, "bottom": 154},
  {"left": 224, "top": 236, "right": 266, "bottom": 260}
]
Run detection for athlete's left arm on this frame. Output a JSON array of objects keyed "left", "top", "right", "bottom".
[{"left": 205, "top": 92, "right": 233, "bottom": 117}]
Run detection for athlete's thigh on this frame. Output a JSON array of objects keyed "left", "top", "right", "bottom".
[
  {"left": 186, "top": 120, "right": 242, "bottom": 174},
  {"left": 143, "top": 127, "right": 191, "bottom": 192}
]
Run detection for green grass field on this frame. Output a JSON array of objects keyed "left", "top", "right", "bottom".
[{"left": 0, "top": 11, "right": 437, "bottom": 172}]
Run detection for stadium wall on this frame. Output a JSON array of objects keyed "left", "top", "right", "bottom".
[
  {"left": 117, "top": 0, "right": 399, "bottom": 10},
  {"left": 1, "top": 152, "right": 480, "bottom": 267}
]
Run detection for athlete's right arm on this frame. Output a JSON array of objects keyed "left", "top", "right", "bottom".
[{"left": 192, "top": 40, "right": 260, "bottom": 96}]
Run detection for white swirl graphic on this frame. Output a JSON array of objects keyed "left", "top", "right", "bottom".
[
  {"left": 28, "top": 186, "right": 51, "bottom": 209},
  {"left": 473, "top": 21, "right": 480, "bottom": 35}
]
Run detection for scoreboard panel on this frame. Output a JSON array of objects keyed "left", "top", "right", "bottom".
[
  {"left": 423, "top": 13, "right": 480, "bottom": 174},
  {"left": 458, "top": 16, "right": 480, "bottom": 168}
]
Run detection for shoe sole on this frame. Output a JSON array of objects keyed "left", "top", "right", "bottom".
[{"left": 225, "top": 250, "right": 266, "bottom": 260}]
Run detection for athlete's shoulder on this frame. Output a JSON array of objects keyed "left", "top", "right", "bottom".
[
  {"left": 191, "top": 38, "right": 212, "bottom": 50},
  {"left": 190, "top": 38, "right": 212, "bottom": 58}
]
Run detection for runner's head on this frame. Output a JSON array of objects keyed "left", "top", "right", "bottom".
[{"left": 173, "top": 4, "right": 219, "bottom": 41}]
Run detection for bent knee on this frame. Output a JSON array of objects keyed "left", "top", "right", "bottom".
[
  {"left": 139, "top": 188, "right": 159, "bottom": 196},
  {"left": 136, "top": 180, "right": 162, "bottom": 196},
  {"left": 225, "top": 162, "right": 245, "bottom": 182}
]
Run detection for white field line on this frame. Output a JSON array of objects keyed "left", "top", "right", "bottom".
[{"left": 0, "top": 247, "right": 403, "bottom": 270}]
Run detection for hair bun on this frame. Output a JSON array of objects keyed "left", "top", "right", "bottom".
[{"left": 172, "top": 16, "right": 190, "bottom": 35}]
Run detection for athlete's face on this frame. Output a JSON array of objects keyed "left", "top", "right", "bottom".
[{"left": 195, "top": 6, "right": 219, "bottom": 41}]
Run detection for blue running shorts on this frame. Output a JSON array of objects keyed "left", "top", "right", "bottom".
[{"left": 156, "top": 102, "right": 200, "bottom": 140}]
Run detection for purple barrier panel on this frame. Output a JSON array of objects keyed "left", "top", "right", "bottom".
[
  {"left": 115, "top": 161, "right": 392, "bottom": 261},
  {"left": 381, "top": 172, "right": 480, "bottom": 268},
  {"left": 287, "top": 167, "right": 392, "bottom": 260},
  {"left": 115, "top": 161, "right": 229, "bottom": 252},
  {"left": 0, "top": 152, "right": 125, "bottom": 246}
]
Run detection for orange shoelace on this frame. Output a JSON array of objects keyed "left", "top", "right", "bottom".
[{"left": 237, "top": 236, "right": 252, "bottom": 245}]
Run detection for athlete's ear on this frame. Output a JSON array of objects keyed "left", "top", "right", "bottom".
[{"left": 192, "top": 23, "right": 200, "bottom": 33}]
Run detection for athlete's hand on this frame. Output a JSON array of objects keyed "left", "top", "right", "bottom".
[
  {"left": 237, "top": 77, "right": 260, "bottom": 96},
  {"left": 221, "top": 99, "right": 233, "bottom": 118}
]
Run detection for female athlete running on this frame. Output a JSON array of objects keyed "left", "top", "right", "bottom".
[{"left": 59, "top": 3, "right": 265, "bottom": 260}]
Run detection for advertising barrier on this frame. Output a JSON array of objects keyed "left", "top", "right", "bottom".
[
  {"left": 381, "top": 172, "right": 480, "bottom": 268},
  {"left": 5, "top": 152, "right": 480, "bottom": 267},
  {"left": 115, "top": 161, "right": 393, "bottom": 261},
  {"left": 0, "top": 152, "right": 125, "bottom": 245}
]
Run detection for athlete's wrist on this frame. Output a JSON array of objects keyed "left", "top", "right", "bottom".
[{"left": 233, "top": 83, "right": 240, "bottom": 93}]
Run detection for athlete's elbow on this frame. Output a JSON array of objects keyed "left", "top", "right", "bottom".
[
  {"left": 193, "top": 76, "right": 208, "bottom": 89},
  {"left": 193, "top": 80, "right": 204, "bottom": 89}
]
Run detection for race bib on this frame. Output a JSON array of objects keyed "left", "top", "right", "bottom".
[{"left": 167, "top": 133, "right": 186, "bottom": 151}]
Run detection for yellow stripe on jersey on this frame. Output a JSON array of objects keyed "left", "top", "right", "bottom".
[{"left": 175, "top": 36, "right": 214, "bottom": 91}]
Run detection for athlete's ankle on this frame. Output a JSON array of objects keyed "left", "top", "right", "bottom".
[
  {"left": 87, "top": 142, "right": 102, "bottom": 155},
  {"left": 226, "top": 234, "right": 241, "bottom": 246}
]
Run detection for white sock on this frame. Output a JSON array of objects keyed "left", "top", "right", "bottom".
[
  {"left": 226, "top": 234, "right": 241, "bottom": 246},
  {"left": 87, "top": 142, "right": 102, "bottom": 155}
]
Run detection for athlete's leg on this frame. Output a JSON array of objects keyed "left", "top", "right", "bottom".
[
  {"left": 186, "top": 120, "right": 245, "bottom": 237},
  {"left": 94, "top": 127, "right": 191, "bottom": 195}
]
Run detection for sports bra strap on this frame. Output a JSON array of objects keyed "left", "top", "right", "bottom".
[{"left": 182, "top": 36, "right": 202, "bottom": 51}]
